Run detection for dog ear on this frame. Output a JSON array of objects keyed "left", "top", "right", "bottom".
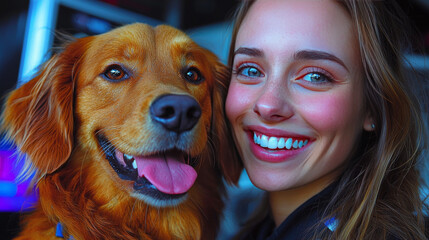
[
  {"left": 1, "top": 37, "right": 91, "bottom": 180},
  {"left": 211, "top": 61, "right": 243, "bottom": 185}
]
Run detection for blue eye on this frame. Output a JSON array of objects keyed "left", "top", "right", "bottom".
[
  {"left": 302, "top": 72, "right": 332, "bottom": 83},
  {"left": 239, "top": 66, "right": 263, "bottom": 78}
]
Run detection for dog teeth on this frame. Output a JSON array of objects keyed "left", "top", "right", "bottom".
[
  {"left": 124, "top": 153, "right": 133, "bottom": 160},
  {"left": 123, "top": 153, "right": 136, "bottom": 168}
]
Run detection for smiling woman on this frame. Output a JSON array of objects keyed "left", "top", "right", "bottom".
[{"left": 224, "top": 0, "right": 429, "bottom": 239}]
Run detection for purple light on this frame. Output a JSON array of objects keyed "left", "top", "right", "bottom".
[{"left": 0, "top": 149, "right": 38, "bottom": 212}]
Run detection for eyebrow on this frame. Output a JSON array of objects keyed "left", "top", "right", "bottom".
[
  {"left": 293, "top": 50, "right": 348, "bottom": 70},
  {"left": 233, "top": 47, "right": 349, "bottom": 71},
  {"left": 233, "top": 47, "right": 264, "bottom": 58}
]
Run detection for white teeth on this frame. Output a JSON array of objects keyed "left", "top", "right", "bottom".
[
  {"left": 253, "top": 132, "right": 309, "bottom": 150},
  {"left": 278, "top": 138, "right": 285, "bottom": 149},
  {"left": 123, "top": 153, "right": 137, "bottom": 169},
  {"left": 260, "top": 135, "right": 269, "bottom": 147},
  {"left": 254, "top": 132, "right": 261, "bottom": 145},
  {"left": 285, "top": 138, "right": 293, "bottom": 149},
  {"left": 268, "top": 137, "right": 278, "bottom": 149},
  {"left": 293, "top": 140, "right": 298, "bottom": 148}
]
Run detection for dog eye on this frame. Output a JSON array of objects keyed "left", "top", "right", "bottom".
[
  {"left": 183, "top": 67, "right": 204, "bottom": 84},
  {"left": 103, "top": 65, "right": 129, "bottom": 81}
]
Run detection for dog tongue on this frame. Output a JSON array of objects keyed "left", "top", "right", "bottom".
[{"left": 135, "top": 153, "right": 197, "bottom": 195}]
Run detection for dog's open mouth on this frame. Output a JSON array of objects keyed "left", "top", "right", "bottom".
[{"left": 97, "top": 135, "right": 197, "bottom": 201}]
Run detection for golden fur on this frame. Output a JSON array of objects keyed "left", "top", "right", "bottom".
[{"left": 1, "top": 23, "right": 241, "bottom": 240}]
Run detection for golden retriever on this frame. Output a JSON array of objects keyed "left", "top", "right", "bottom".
[{"left": 1, "top": 23, "right": 241, "bottom": 240}]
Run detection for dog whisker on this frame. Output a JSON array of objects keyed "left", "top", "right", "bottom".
[{"left": 129, "top": 198, "right": 138, "bottom": 222}]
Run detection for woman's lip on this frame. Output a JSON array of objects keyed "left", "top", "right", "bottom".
[
  {"left": 246, "top": 125, "right": 311, "bottom": 139},
  {"left": 245, "top": 127, "right": 311, "bottom": 163}
]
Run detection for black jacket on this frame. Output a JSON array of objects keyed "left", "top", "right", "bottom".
[
  {"left": 238, "top": 183, "right": 336, "bottom": 240},
  {"left": 238, "top": 183, "right": 429, "bottom": 240}
]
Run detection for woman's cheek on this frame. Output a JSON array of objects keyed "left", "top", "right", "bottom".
[
  {"left": 298, "top": 93, "right": 355, "bottom": 131},
  {"left": 225, "top": 82, "right": 251, "bottom": 121}
]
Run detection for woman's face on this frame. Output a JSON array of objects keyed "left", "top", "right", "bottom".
[{"left": 226, "top": 0, "right": 372, "bottom": 192}]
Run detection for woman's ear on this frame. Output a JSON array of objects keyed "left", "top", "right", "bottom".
[
  {"left": 363, "top": 111, "right": 375, "bottom": 132},
  {"left": 1, "top": 37, "right": 91, "bottom": 180}
]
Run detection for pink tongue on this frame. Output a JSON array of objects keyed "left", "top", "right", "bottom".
[{"left": 135, "top": 153, "right": 197, "bottom": 195}]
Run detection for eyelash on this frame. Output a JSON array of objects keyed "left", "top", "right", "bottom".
[
  {"left": 297, "top": 67, "right": 335, "bottom": 85},
  {"left": 232, "top": 63, "right": 264, "bottom": 78},
  {"left": 233, "top": 62, "right": 336, "bottom": 87}
]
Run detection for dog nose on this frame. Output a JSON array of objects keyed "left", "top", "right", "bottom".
[{"left": 150, "top": 94, "right": 202, "bottom": 133}]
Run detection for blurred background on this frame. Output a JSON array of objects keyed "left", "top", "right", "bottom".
[{"left": 0, "top": 0, "right": 428, "bottom": 239}]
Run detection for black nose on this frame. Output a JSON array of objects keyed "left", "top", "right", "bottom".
[{"left": 150, "top": 94, "right": 202, "bottom": 133}]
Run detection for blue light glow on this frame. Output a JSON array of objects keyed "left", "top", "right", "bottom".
[
  {"left": 18, "top": 0, "right": 58, "bottom": 86},
  {"left": 0, "top": 181, "right": 18, "bottom": 197}
]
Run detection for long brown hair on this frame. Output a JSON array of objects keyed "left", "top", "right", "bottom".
[{"left": 227, "top": 0, "right": 428, "bottom": 239}]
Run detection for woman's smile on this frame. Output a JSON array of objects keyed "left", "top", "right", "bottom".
[
  {"left": 245, "top": 127, "right": 311, "bottom": 163},
  {"left": 253, "top": 132, "right": 309, "bottom": 150}
]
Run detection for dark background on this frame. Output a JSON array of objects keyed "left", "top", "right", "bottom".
[
  {"left": 2, "top": 0, "right": 429, "bottom": 102},
  {"left": 0, "top": 1, "right": 428, "bottom": 239}
]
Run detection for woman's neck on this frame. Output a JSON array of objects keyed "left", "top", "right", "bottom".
[{"left": 268, "top": 171, "right": 339, "bottom": 227}]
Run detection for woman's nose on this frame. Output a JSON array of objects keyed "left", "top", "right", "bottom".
[{"left": 253, "top": 82, "right": 293, "bottom": 122}]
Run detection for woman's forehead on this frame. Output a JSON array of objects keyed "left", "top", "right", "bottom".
[{"left": 235, "top": 0, "right": 360, "bottom": 72}]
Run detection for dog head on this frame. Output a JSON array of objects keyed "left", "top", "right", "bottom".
[{"left": 2, "top": 23, "right": 242, "bottom": 207}]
